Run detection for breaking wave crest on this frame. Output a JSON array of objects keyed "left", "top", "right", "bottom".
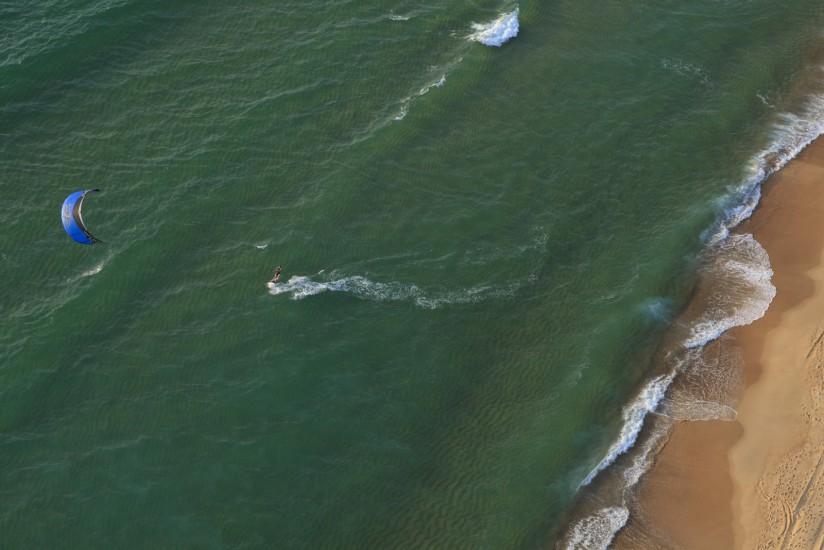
[
  {"left": 714, "top": 92, "right": 824, "bottom": 242},
  {"left": 469, "top": 8, "right": 519, "bottom": 47},
  {"left": 562, "top": 233, "right": 772, "bottom": 547},
  {"left": 579, "top": 373, "right": 674, "bottom": 488}
]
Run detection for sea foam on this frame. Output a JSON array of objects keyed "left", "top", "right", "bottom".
[
  {"left": 564, "top": 61, "right": 824, "bottom": 550},
  {"left": 564, "top": 376, "right": 673, "bottom": 549},
  {"left": 659, "top": 345, "right": 743, "bottom": 422},
  {"left": 684, "top": 233, "right": 775, "bottom": 348},
  {"left": 82, "top": 262, "right": 105, "bottom": 277},
  {"left": 713, "top": 92, "right": 824, "bottom": 241},
  {"left": 470, "top": 8, "right": 519, "bottom": 47},
  {"left": 267, "top": 273, "right": 520, "bottom": 308},
  {"left": 564, "top": 506, "right": 629, "bottom": 550},
  {"left": 699, "top": 92, "right": 824, "bottom": 329},
  {"left": 579, "top": 373, "right": 673, "bottom": 487},
  {"left": 395, "top": 75, "right": 447, "bottom": 121}
]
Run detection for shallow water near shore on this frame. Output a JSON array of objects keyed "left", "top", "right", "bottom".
[{"left": 3, "top": 1, "right": 824, "bottom": 547}]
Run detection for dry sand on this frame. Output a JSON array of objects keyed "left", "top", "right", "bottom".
[
  {"left": 615, "top": 136, "right": 824, "bottom": 550},
  {"left": 730, "top": 136, "right": 824, "bottom": 550}
]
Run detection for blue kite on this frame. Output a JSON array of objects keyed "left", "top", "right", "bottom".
[{"left": 61, "top": 189, "right": 102, "bottom": 245}]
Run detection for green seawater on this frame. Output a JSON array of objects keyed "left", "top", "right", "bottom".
[{"left": 3, "top": 1, "right": 824, "bottom": 547}]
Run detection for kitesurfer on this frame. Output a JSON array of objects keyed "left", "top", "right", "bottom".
[{"left": 270, "top": 266, "right": 282, "bottom": 284}]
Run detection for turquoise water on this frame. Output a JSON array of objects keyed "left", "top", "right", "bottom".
[{"left": 3, "top": 1, "right": 824, "bottom": 547}]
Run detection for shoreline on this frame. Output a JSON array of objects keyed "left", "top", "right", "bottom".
[
  {"left": 612, "top": 135, "right": 824, "bottom": 549},
  {"left": 729, "top": 135, "right": 824, "bottom": 549}
]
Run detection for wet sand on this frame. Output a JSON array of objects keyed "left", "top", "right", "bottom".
[
  {"left": 614, "top": 136, "right": 824, "bottom": 549},
  {"left": 730, "top": 136, "right": 824, "bottom": 549}
]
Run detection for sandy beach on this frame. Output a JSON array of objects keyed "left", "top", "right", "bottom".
[{"left": 611, "top": 136, "right": 824, "bottom": 549}]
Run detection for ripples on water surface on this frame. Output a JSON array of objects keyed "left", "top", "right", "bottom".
[{"left": 3, "top": 1, "right": 824, "bottom": 548}]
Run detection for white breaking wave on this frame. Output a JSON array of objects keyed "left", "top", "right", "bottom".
[
  {"left": 267, "top": 274, "right": 518, "bottom": 308},
  {"left": 564, "top": 376, "right": 674, "bottom": 549},
  {"left": 580, "top": 373, "right": 674, "bottom": 487},
  {"left": 564, "top": 506, "right": 630, "bottom": 550},
  {"left": 757, "top": 94, "right": 824, "bottom": 173},
  {"left": 711, "top": 91, "right": 824, "bottom": 243},
  {"left": 470, "top": 8, "right": 519, "bottom": 47},
  {"left": 623, "top": 417, "right": 670, "bottom": 488},
  {"left": 568, "top": 233, "right": 773, "bottom": 543},
  {"left": 685, "top": 233, "right": 775, "bottom": 348}
]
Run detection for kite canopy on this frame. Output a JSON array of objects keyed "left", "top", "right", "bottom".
[{"left": 61, "top": 189, "right": 101, "bottom": 245}]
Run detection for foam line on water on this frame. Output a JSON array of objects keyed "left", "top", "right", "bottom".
[
  {"left": 394, "top": 74, "right": 448, "bottom": 121},
  {"left": 266, "top": 273, "right": 520, "bottom": 308},
  {"left": 81, "top": 262, "right": 105, "bottom": 278}
]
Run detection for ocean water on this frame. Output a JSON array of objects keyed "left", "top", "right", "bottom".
[{"left": 3, "top": 1, "right": 824, "bottom": 548}]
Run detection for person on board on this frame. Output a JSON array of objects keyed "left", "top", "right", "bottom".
[{"left": 270, "top": 265, "right": 282, "bottom": 284}]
